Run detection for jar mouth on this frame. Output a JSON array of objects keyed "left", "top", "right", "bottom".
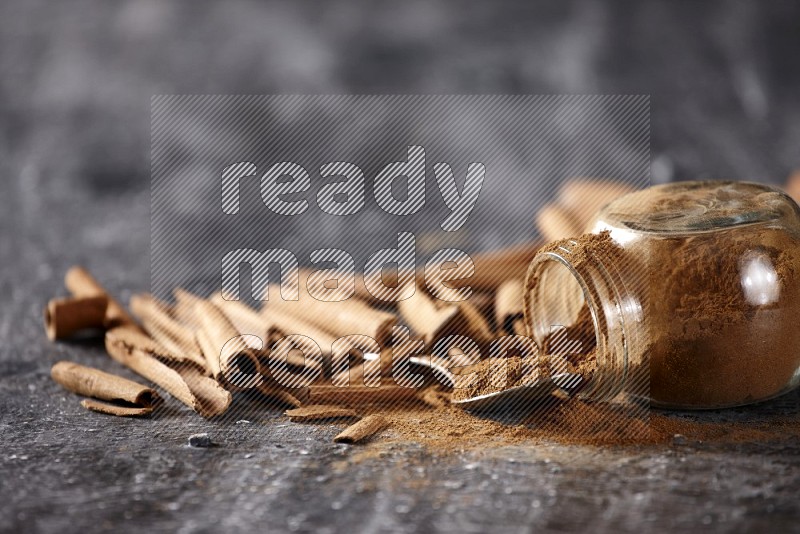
[{"left": 524, "top": 246, "right": 630, "bottom": 402}]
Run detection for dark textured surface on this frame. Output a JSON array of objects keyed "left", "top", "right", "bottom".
[{"left": 2, "top": 1, "right": 800, "bottom": 533}]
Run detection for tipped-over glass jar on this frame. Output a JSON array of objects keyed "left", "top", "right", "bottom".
[{"left": 524, "top": 181, "right": 800, "bottom": 409}]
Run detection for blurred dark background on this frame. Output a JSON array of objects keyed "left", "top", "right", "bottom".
[
  {"left": 2, "top": 0, "right": 799, "bottom": 196},
  {"left": 1, "top": 0, "right": 799, "bottom": 280}
]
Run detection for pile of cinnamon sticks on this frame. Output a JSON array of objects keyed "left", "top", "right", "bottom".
[
  {"left": 45, "top": 241, "right": 539, "bottom": 443},
  {"left": 46, "top": 178, "right": 640, "bottom": 444}
]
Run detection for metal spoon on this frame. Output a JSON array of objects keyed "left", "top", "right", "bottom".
[
  {"left": 450, "top": 372, "right": 582, "bottom": 412},
  {"left": 365, "top": 353, "right": 583, "bottom": 412}
]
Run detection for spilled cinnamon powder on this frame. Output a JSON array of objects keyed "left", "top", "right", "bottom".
[{"left": 357, "top": 397, "right": 800, "bottom": 450}]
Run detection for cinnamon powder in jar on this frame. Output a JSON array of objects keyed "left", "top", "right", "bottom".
[
  {"left": 645, "top": 224, "right": 800, "bottom": 407},
  {"left": 526, "top": 181, "right": 800, "bottom": 409}
]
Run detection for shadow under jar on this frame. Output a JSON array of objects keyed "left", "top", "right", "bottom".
[{"left": 524, "top": 181, "right": 800, "bottom": 409}]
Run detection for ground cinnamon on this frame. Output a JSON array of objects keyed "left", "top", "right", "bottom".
[
  {"left": 357, "top": 398, "right": 800, "bottom": 449},
  {"left": 451, "top": 356, "right": 541, "bottom": 401},
  {"left": 645, "top": 224, "right": 800, "bottom": 407},
  {"left": 530, "top": 184, "right": 800, "bottom": 409}
]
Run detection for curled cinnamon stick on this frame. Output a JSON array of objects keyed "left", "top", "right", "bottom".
[
  {"left": 258, "top": 305, "right": 340, "bottom": 380},
  {"left": 105, "top": 327, "right": 231, "bottom": 418},
  {"left": 64, "top": 266, "right": 141, "bottom": 331},
  {"left": 307, "top": 384, "right": 419, "bottom": 407},
  {"left": 557, "top": 178, "right": 634, "bottom": 231},
  {"left": 172, "top": 288, "right": 205, "bottom": 329},
  {"left": 208, "top": 293, "right": 329, "bottom": 379},
  {"left": 194, "top": 300, "right": 263, "bottom": 390},
  {"left": 397, "top": 287, "right": 459, "bottom": 345},
  {"left": 256, "top": 384, "right": 304, "bottom": 408},
  {"left": 417, "top": 386, "right": 450, "bottom": 408},
  {"left": 397, "top": 285, "right": 491, "bottom": 351},
  {"left": 495, "top": 279, "right": 525, "bottom": 336},
  {"left": 79, "top": 398, "right": 153, "bottom": 417},
  {"left": 51, "top": 361, "right": 160, "bottom": 417},
  {"left": 456, "top": 300, "right": 493, "bottom": 345},
  {"left": 129, "top": 294, "right": 207, "bottom": 370},
  {"left": 333, "top": 415, "right": 388, "bottom": 444},
  {"left": 262, "top": 306, "right": 337, "bottom": 352},
  {"left": 467, "top": 242, "right": 542, "bottom": 291},
  {"left": 332, "top": 347, "right": 393, "bottom": 387},
  {"left": 285, "top": 405, "right": 358, "bottom": 422},
  {"left": 302, "top": 242, "right": 539, "bottom": 305},
  {"left": 209, "top": 294, "right": 278, "bottom": 343},
  {"left": 44, "top": 296, "right": 108, "bottom": 340},
  {"left": 264, "top": 285, "right": 396, "bottom": 346},
  {"left": 536, "top": 204, "right": 582, "bottom": 242},
  {"left": 785, "top": 170, "right": 800, "bottom": 203}
]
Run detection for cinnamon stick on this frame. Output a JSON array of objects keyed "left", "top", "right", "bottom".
[
  {"left": 397, "top": 285, "right": 492, "bottom": 351},
  {"left": 456, "top": 300, "right": 494, "bottom": 345},
  {"left": 467, "top": 242, "right": 541, "bottom": 291},
  {"left": 417, "top": 386, "right": 450, "bottom": 408},
  {"left": 172, "top": 288, "right": 205, "bottom": 329},
  {"left": 51, "top": 361, "right": 160, "bottom": 417},
  {"left": 264, "top": 285, "right": 396, "bottom": 345},
  {"left": 785, "top": 170, "right": 800, "bottom": 204},
  {"left": 557, "top": 178, "right": 634, "bottom": 231},
  {"left": 333, "top": 415, "right": 388, "bottom": 444},
  {"left": 105, "top": 327, "right": 231, "bottom": 418},
  {"left": 209, "top": 293, "right": 278, "bottom": 343},
  {"left": 194, "top": 300, "right": 264, "bottom": 390},
  {"left": 285, "top": 405, "right": 357, "bottom": 422},
  {"left": 332, "top": 347, "right": 393, "bottom": 387},
  {"left": 259, "top": 305, "right": 338, "bottom": 378},
  {"left": 44, "top": 296, "right": 108, "bottom": 340},
  {"left": 536, "top": 204, "right": 583, "bottom": 242},
  {"left": 129, "top": 294, "right": 207, "bottom": 370},
  {"left": 79, "top": 398, "right": 153, "bottom": 417},
  {"left": 296, "top": 241, "right": 540, "bottom": 310},
  {"left": 262, "top": 306, "right": 337, "bottom": 352},
  {"left": 64, "top": 266, "right": 141, "bottom": 331},
  {"left": 256, "top": 383, "right": 304, "bottom": 408},
  {"left": 466, "top": 290, "right": 496, "bottom": 326},
  {"left": 396, "top": 287, "right": 461, "bottom": 346},
  {"left": 208, "top": 296, "right": 326, "bottom": 386},
  {"left": 495, "top": 278, "right": 526, "bottom": 336},
  {"left": 307, "top": 384, "right": 419, "bottom": 407}
]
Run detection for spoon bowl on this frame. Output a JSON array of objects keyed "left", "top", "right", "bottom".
[{"left": 451, "top": 372, "right": 582, "bottom": 412}]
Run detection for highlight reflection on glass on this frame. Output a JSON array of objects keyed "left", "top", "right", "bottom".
[{"left": 741, "top": 252, "right": 780, "bottom": 306}]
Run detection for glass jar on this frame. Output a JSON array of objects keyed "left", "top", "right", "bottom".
[{"left": 524, "top": 181, "right": 800, "bottom": 409}]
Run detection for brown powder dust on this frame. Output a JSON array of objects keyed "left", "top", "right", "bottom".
[
  {"left": 645, "top": 225, "right": 800, "bottom": 407},
  {"left": 357, "top": 399, "right": 800, "bottom": 450}
]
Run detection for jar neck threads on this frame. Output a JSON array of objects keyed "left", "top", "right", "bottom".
[{"left": 523, "top": 234, "right": 647, "bottom": 402}]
